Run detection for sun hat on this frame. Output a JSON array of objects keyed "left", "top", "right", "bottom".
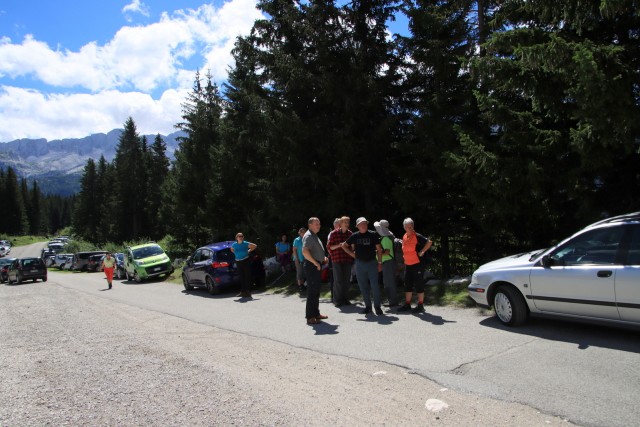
[
  {"left": 355, "top": 217, "right": 368, "bottom": 226},
  {"left": 374, "top": 219, "right": 394, "bottom": 238}
]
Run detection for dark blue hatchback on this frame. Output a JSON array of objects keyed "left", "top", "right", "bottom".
[{"left": 182, "top": 241, "right": 266, "bottom": 294}]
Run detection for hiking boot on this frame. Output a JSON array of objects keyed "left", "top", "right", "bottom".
[
  {"left": 412, "top": 304, "right": 425, "bottom": 313},
  {"left": 360, "top": 306, "right": 372, "bottom": 315},
  {"left": 374, "top": 306, "right": 384, "bottom": 315},
  {"left": 397, "top": 303, "right": 412, "bottom": 312}
]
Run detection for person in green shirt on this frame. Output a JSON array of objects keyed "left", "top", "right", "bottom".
[{"left": 374, "top": 220, "right": 399, "bottom": 306}]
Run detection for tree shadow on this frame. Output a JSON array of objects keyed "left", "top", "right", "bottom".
[{"left": 479, "top": 315, "right": 640, "bottom": 353}]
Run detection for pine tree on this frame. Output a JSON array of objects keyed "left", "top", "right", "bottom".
[
  {"left": 29, "top": 181, "right": 42, "bottom": 235},
  {"left": 72, "top": 159, "right": 99, "bottom": 240},
  {"left": 170, "top": 71, "right": 225, "bottom": 245},
  {"left": 113, "top": 117, "right": 147, "bottom": 241},
  {"left": 3, "top": 168, "right": 25, "bottom": 234},
  {"left": 146, "top": 134, "right": 170, "bottom": 239}
]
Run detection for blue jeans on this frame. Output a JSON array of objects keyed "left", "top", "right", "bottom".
[{"left": 355, "top": 259, "right": 381, "bottom": 308}]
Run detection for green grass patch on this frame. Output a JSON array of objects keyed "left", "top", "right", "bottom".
[{"left": 1, "top": 235, "right": 49, "bottom": 246}]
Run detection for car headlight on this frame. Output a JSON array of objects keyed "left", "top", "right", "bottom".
[{"left": 471, "top": 273, "right": 478, "bottom": 285}]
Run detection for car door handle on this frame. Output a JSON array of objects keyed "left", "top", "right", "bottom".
[{"left": 597, "top": 270, "right": 613, "bottom": 278}]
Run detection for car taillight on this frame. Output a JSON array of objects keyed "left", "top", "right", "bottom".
[{"left": 211, "top": 261, "right": 229, "bottom": 269}]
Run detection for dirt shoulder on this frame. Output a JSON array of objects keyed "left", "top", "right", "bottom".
[{"left": 0, "top": 281, "right": 569, "bottom": 426}]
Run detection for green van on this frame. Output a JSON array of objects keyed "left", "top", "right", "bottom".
[{"left": 123, "top": 243, "right": 173, "bottom": 282}]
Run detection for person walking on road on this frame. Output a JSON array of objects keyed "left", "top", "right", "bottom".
[
  {"left": 327, "top": 216, "right": 353, "bottom": 307},
  {"left": 374, "top": 219, "right": 399, "bottom": 306},
  {"left": 231, "top": 232, "right": 258, "bottom": 299},
  {"left": 101, "top": 253, "right": 117, "bottom": 290},
  {"left": 302, "top": 217, "right": 328, "bottom": 325},
  {"left": 342, "top": 217, "right": 384, "bottom": 315},
  {"left": 397, "top": 218, "right": 432, "bottom": 313}
]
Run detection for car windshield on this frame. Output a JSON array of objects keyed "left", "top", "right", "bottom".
[
  {"left": 132, "top": 245, "right": 164, "bottom": 260},
  {"left": 0, "top": 258, "right": 14, "bottom": 266}
]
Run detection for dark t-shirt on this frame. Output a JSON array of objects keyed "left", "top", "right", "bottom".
[{"left": 345, "top": 230, "right": 381, "bottom": 262}]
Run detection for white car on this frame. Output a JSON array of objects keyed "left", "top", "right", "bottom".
[{"left": 468, "top": 212, "right": 640, "bottom": 327}]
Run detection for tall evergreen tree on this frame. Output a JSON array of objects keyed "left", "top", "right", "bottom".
[
  {"left": 146, "top": 134, "right": 170, "bottom": 239},
  {"left": 72, "top": 159, "right": 100, "bottom": 240},
  {"left": 170, "top": 71, "right": 225, "bottom": 245},
  {"left": 3, "top": 168, "right": 26, "bottom": 234},
  {"left": 29, "top": 181, "right": 42, "bottom": 235},
  {"left": 458, "top": 0, "right": 640, "bottom": 255},
  {"left": 113, "top": 117, "right": 147, "bottom": 241}
]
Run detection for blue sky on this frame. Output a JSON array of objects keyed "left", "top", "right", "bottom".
[{"left": 0, "top": 0, "right": 407, "bottom": 142}]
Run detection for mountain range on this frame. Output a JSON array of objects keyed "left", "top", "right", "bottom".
[{"left": 0, "top": 130, "right": 184, "bottom": 196}]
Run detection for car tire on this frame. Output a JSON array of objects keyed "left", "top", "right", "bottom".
[
  {"left": 205, "top": 276, "right": 217, "bottom": 295},
  {"left": 42, "top": 277, "right": 47, "bottom": 282},
  {"left": 133, "top": 271, "right": 142, "bottom": 283},
  {"left": 182, "top": 274, "right": 193, "bottom": 291},
  {"left": 17, "top": 273, "right": 23, "bottom": 285},
  {"left": 494, "top": 285, "right": 528, "bottom": 326}
]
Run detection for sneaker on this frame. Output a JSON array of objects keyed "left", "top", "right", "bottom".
[
  {"left": 397, "top": 304, "right": 412, "bottom": 312},
  {"left": 374, "top": 306, "right": 383, "bottom": 315},
  {"left": 412, "top": 304, "right": 425, "bottom": 313},
  {"left": 360, "top": 306, "right": 372, "bottom": 315}
]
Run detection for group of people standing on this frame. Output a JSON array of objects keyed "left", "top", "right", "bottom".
[
  {"left": 304, "top": 216, "right": 432, "bottom": 325},
  {"left": 227, "top": 215, "right": 432, "bottom": 325}
]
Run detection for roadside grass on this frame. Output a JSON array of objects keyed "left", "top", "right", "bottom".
[{"left": 2, "top": 235, "right": 49, "bottom": 246}]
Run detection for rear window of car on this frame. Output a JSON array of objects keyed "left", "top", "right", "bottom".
[
  {"left": 22, "top": 258, "right": 44, "bottom": 267},
  {"left": 215, "top": 248, "right": 235, "bottom": 264}
]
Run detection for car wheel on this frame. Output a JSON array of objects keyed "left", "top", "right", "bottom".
[
  {"left": 493, "top": 286, "right": 528, "bottom": 326},
  {"left": 133, "top": 271, "right": 142, "bottom": 283},
  {"left": 42, "top": 277, "right": 47, "bottom": 282},
  {"left": 205, "top": 276, "right": 217, "bottom": 295},
  {"left": 182, "top": 274, "right": 193, "bottom": 291},
  {"left": 17, "top": 273, "right": 23, "bottom": 284}
]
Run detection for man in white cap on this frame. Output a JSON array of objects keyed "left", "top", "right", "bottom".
[
  {"left": 341, "top": 217, "right": 384, "bottom": 315},
  {"left": 374, "top": 219, "right": 399, "bottom": 306}
]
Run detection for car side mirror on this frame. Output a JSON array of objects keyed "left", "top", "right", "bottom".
[
  {"left": 186, "top": 256, "right": 192, "bottom": 265},
  {"left": 541, "top": 255, "right": 553, "bottom": 268}
]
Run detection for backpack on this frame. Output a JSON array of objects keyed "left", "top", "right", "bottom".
[{"left": 383, "top": 236, "right": 404, "bottom": 265}]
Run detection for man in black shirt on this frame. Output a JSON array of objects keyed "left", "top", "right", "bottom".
[{"left": 342, "top": 217, "right": 384, "bottom": 315}]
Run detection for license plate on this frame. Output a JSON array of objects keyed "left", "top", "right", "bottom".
[
  {"left": 153, "top": 267, "right": 162, "bottom": 272},
  {"left": 31, "top": 269, "right": 39, "bottom": 273}
]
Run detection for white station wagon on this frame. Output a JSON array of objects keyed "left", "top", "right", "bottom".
[{"left": 468, "top": 212, "right": 640, "bottom": 327}]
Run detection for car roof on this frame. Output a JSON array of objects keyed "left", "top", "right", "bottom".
[
  {"left": 200, "top": 241, "right": 235, "bottom": 252},
  {"left": 129, "top": 243, "right": 160, "bottom": 250},
  {"left": 585, "top": 212, "right": 640, "bottom": 229}
]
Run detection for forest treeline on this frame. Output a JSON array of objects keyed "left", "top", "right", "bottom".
[{"left": 10, "top": 1, "right": 640, "bottom": 276}]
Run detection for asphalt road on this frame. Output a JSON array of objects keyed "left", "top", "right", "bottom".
[{"left": 8, "top": 242, "right": 640, "bottom": 426}]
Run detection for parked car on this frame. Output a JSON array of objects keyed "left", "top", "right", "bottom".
[
  {"left": 0, "top": 245, "right": 9, "bottom": 257},
  {"left": 468, "top": 212, "right": 640, "bottom": 327},
  {"left": 182, "top": 241, "right": 266, "bottom": 294},
  {"left": 123, "top": 243, "right": 173, "bottom": 282},
  {"left": 71, "top": 251, "right": 108, "bottom": 271},
  {"left": 87, "top": 254, "right": 106, "bottom": 272},
  {"left": 45, "top": 256, "right": 56, "bottom": 267},
  {"left": 60, "top": 259, "right": 74, "bottom": 271},
  {"left": 53, "top": 253, "right": 73, "bottom": 269},
  {"left": 41, "top": 249, "right": 56, "bottom": 259},
  {"left": 7, "top": 257, "right": 47, "bottom": 284},
  {"left": 0, "top": 257, "right": 16, "bottom": 282},
  {"left": 114, "top": 253, "right": 126, "bottom": 279}
]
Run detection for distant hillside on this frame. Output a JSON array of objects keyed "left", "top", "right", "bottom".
[{"left": 0, "top": 130, "right": 184, "bottom": 195}]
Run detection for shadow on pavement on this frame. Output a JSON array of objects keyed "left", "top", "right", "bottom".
[
  {"left": 479, "top": 315, "right": 640, "bottom": 353},
  {"left": 356, "top": 314, "right": 400, "bottom": 325},
  {"left": 310, "top": 322, "right": 339, "bottom": 335},
  {"left": 413, "top": 312, "right": 456, "bottom": 326}
]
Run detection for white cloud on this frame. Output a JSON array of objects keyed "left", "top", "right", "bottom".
[
  {"left": 0, "top": 85, "right": 188, "bottom": 141},
  {"left": 122, "top": 0, "right": 150, "bottom": 21},
  {"left": 0, "top": 1, "right": 263, "bottom": 91},
  {"left": 0, "top": 0, "right": 265, "bottom": 141}
]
